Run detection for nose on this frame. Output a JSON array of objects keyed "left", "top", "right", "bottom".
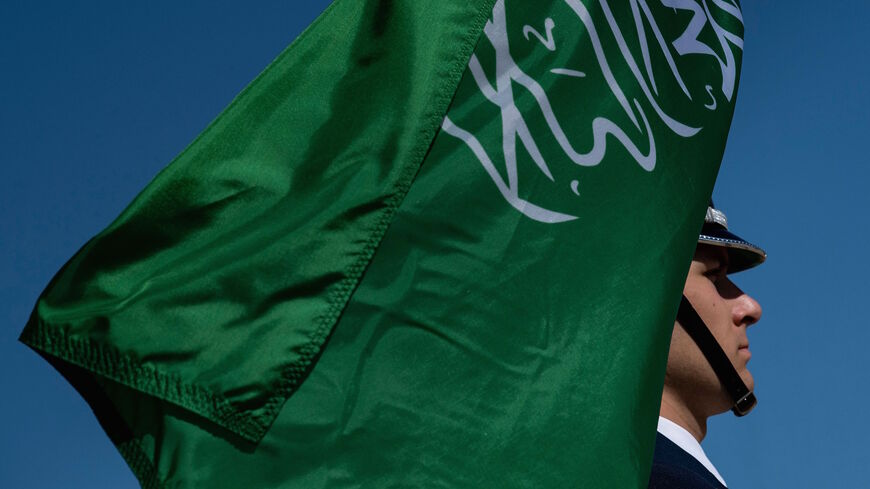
[
  {"left": 721, "top": 277, "right": 762, "bottom": 327},
  {"left": 733, "top": 287, "right": 762, "bottom": 328}
]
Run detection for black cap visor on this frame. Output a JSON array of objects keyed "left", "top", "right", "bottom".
[{"left": 698, "top": 224, "right": 766, "bottom": 274}]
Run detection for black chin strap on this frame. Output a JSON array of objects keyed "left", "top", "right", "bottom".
[{"left": 677, "top": 295, "right": 757, "bottom": 417}]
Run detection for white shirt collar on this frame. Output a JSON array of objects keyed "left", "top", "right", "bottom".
[{"left": 657, "top": 416, "right": 727, "bottom": 487}]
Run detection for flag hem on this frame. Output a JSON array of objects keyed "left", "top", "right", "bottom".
[
  {"left": 19, "top": 317, "right": 267, "bottom": 442},
  {"left": 118, "top": 440, "right": 168, "bottom": 489}
]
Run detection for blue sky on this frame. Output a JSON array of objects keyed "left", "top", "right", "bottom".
[
  {"left": 706, "top": 1, "right": 870, "bottom": 486},
  {"left": 1, "top": 1, "right": 866, "bottom": 488}
]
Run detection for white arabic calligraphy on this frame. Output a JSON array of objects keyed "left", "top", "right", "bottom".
[
  {"left": 442, "top": 0, "right": 744, "bottom": 223},
  {"left": 523, "top": 18, "right": 556, "bottom": 51}
]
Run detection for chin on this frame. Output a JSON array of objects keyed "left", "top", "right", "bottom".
[{"left": 744, "top": 374, "right": 755, "bottom": 392}]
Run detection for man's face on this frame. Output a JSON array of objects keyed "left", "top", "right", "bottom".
[{"left": 664, "top": 244, "right": 763, "bottom": 416}]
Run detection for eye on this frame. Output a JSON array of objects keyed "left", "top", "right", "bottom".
[{"left": 704, "top": 266, "right": 726, "bottom": 283}]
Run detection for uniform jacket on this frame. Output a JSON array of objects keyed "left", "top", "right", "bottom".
[{"left": 648, "top": 432, "right": 728, "bottom": 489}]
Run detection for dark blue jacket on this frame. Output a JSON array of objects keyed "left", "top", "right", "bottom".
[{"left": 648, "top": 432, "right": 727, "bottom": 489}]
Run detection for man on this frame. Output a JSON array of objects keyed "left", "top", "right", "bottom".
[{"left": 648, "top": 204, "right": 765, "bottom": 489}]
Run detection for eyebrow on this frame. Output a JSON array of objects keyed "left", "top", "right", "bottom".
[{"left": 700, "top": 248, "right": 728, "bottom": 271}]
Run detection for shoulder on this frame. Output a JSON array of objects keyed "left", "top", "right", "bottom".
[{"left": 648, "top": 433, "right": 727, "bottom": 489}]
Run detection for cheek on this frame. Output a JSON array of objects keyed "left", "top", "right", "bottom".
[
  {"left": 684, "top": 286, "right": 731, "bottom": 343},
  {"left": 666, "top": 326, "right": 706, "bottom": 372}
]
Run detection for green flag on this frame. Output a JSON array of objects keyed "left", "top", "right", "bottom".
[{"left": 21, "top": 0, "right": 745, "bottom": 487}]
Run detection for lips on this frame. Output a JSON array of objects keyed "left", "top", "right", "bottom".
[{"left": 738, "top": 343, "right": 751, "bottom": 360}]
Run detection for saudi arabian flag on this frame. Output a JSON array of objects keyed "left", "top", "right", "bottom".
[{"left": 21, "top": 0, "right": 745, "bottom": 487}]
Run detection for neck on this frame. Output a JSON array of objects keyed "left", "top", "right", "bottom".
[{"left": 660, "top": 388, "right": 707, "bottom": 442}]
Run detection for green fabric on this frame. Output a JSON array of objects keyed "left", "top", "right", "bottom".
[{"left": 21, "top": 0, "right": 745, "bottom": 487}]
